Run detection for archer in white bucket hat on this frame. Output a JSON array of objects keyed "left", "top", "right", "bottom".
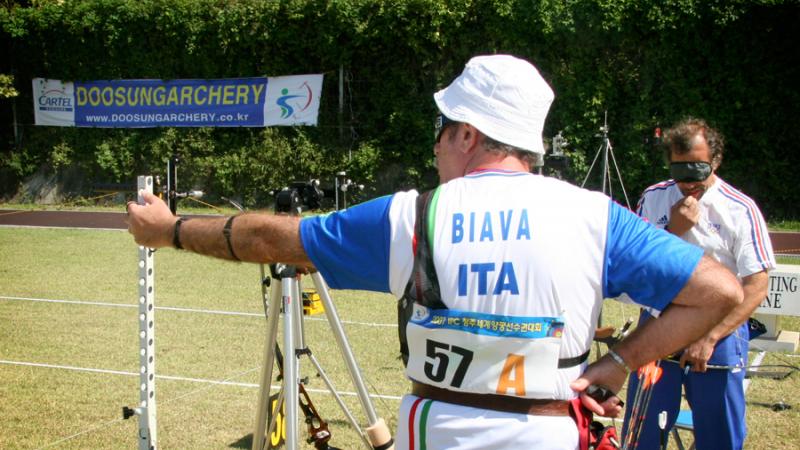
[{"left": 433, "top": 54, "right": 555, "bottom": 154}]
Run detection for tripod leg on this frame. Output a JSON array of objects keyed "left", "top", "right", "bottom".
[
  {"left": 304, "top": 352, "right": 373, "bottom": 449},
  {"left": 293, "top": 277, "right": 372, "bottom": 449},
  {"left": 282, "top": 276, "right": 301, "bottom": 449},
  {"left": 311, "top": 273, "right": 394, "bottom": 450},
  {"left": 252, "top": 281, "right": 282, "bottom": 450}
]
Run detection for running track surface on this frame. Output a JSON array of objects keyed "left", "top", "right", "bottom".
[
  {"left": 0, "top": 209, "right": 799, "bottom": 253},
  {"left": 0, "top": 209, "right": 212, "bottom": 230}
]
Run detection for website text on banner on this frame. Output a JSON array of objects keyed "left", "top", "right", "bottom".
[{"left": 32, "top": 75, "right": 323, "bottom": 128}]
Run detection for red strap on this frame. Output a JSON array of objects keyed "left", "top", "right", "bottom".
[{"left": 568, "top": 398, "right": 591, "bottom": 450}]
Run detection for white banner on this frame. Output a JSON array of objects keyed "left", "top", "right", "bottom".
[
  {"left": 33, "top": 78, "right": 75, "bottom": 127},
  {"left": 32, "top": 74, "right": 324, "bottom": 128},
  {"left": 262, "top": 75, "right": 324, "bottom": 126}
]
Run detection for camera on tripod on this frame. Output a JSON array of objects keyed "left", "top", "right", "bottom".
[
  {"left": 539, "top": 131, "right": 571, "bottom": 178},
  {"left": 274, "top": 179, "right": 324, "bottom": 215}
]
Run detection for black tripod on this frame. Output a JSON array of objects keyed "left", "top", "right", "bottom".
[{"left": 581, "top": 111, "right": 632, "bottom": 209}]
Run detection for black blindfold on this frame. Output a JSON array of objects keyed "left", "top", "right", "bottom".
[{"left": 670, "top": 162, "right": 712, "bottom": 183}]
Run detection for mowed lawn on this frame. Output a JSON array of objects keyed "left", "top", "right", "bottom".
[{"left": 1, "top": 226, "right": 798, "bottom": 449}]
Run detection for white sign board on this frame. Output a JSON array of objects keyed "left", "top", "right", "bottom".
[{"left": 756, "top": 264, "right": 800, "bottom": 316}]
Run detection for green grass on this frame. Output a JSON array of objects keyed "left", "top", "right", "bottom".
[
  {"left": 1, "top": 227, "right": 799, "bottom": 449},
  {"left": 769, "top": 220, "right": 800, "bottom": 232},
  {"left": 0, "top": 227, "right": 402, "bottom": 449}
]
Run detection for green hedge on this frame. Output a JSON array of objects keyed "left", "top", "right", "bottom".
[{"left": 1, "top": 0, "right": 798, "bottom": 218}]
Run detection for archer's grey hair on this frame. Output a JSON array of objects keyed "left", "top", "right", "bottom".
[{"left": 482, "top": 134, "right": 543, "bottom": 169}]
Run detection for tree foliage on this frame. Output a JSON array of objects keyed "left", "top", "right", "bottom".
[{"left": 1, "top": 0, "right": 797, "bottom": 217}]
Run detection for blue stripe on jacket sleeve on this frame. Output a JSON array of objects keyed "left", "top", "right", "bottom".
[
  {"left": 299, "top": 195, "right": 394, "bottom": 292},
  {"left": 604, "top": 200, "right": 703, "bottom": 312}
]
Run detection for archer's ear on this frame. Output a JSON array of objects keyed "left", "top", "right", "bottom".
[
  {"left": 711, "top": 154, "right": 723, "bottom": 171},
  {"left": 458, "top": 123, "right": 481, "bottom": 155}
]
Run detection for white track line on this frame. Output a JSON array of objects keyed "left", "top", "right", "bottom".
[
  {"left": 0, "top": 359, "right": 403, "bottom": 401},
  {"left": 0, "top": 295, "right": 397, "bottom": 328},
  {"left": 744, "top": 350, "right": 767, "bottom": 393}
]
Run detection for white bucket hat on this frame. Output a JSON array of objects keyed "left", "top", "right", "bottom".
[{"left": 433, "top": 55, "right": 554, "bottom": 154}]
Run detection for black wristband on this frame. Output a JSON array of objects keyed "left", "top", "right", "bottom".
[
  {"left": 173, "top": 217, "right": 189, "bottom": 250},
  {"left": 373, "top": 438, "right": 395, "bottom": 450},
  {"left": 223, "top": 215, "right": 240, "bottom": 261}
]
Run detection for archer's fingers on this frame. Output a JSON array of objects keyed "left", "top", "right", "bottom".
[
  {"left": 579, "top": 391, "right": 624, "bottom": 417},
  {"left": 600, "top": 398, "right": 624, "bottom": 418},
  {"left": 570, "top": 378, "right": 602, "bottom": 414},
  {"left": 579, "top": 392, "right": 604, "bottom": 415},
  {"left": 138, "top": 190, "right": 160, "bottom": 205}
]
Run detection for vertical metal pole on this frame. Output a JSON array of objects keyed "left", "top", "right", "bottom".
[
  {"left": 137, "top": 176, "right": 157, "bottom": 450},
  {"left": 334, "top": 175, "right": 340, "bottom": 211},
  {"left": 336, "top": 172, "right": 347, "bottom": 211},
  {"left": 601, "top": 137, "right": 609, "bottom": 195},
  {"left": 343, "top": 181, "right": 348, "bottom": 210},
  {"left": 601, "top": 111, "right": 610, "bottom": 197},
  {"left": 167, "top": 155, "right": 178, "bottom": 215},
  {"left": 281, "top": 274, "right": 300, "bottom": 449},
  {"left": 292, "top": 278, "right": 305, "bottom": 350}
]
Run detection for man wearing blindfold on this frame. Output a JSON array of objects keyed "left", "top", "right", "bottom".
[{"left": 623, "top": 118, "right": 775, "bottom": 450}]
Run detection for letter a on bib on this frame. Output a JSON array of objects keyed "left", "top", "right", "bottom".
[{"left": 496, "top": 354, "right": 526, "bottom": 396}]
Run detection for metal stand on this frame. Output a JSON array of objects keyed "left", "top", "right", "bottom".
[
  {"left": 167, "top": 155, "right": 178, "bottom": 215},
  {"left": 251, "top": 269, "right": 393, "bottom": 450},
  {"left": 581, "top": 111, "right": 632, "bottom": 209},
  {"left": 122, "top": 176, "right": 158, "bottom": 450},
  {"left": 164, "top": 155, "right": 203, "bottom": 212},
  {"left": 122, "top": 166, "right": 199, "bottom": 448},
  {"left": 334, "top": 171, "right": 364, "bottom": 211}
]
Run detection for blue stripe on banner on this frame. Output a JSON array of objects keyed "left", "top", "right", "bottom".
[
  {"left": 74, "top": 78, "right": 268, "bottom": 127},
  {"left": 410, "top": 308, "right": 564, "bottom": 339}
]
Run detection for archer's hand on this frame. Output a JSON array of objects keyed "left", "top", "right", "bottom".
[
  {"left": 667, "top": 196, "right": 700, "bottom": 236},
  {"left": 679, "top": 336, "right": 716, "bottom": 372},
  {"left": 570, "top": 355, "right": 627, "bottom": 418},
  {"left": 126, "top": 191, "right": 178, "bottom": 248}
]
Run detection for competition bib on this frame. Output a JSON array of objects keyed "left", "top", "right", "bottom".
[{"left": 405, "top": 304, "right": 564, "bottom": 398}]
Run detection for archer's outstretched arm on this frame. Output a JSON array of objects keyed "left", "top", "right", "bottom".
[{"left": 127, "top": 191, "right": 313, "bottom": 267}]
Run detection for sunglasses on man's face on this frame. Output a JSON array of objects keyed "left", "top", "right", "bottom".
[
  {"left": 434, "top": 114, "right": 456, "bottom": 142},
  {"left": 670, "top": 161, "right": 712, "bottom": 183}
]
